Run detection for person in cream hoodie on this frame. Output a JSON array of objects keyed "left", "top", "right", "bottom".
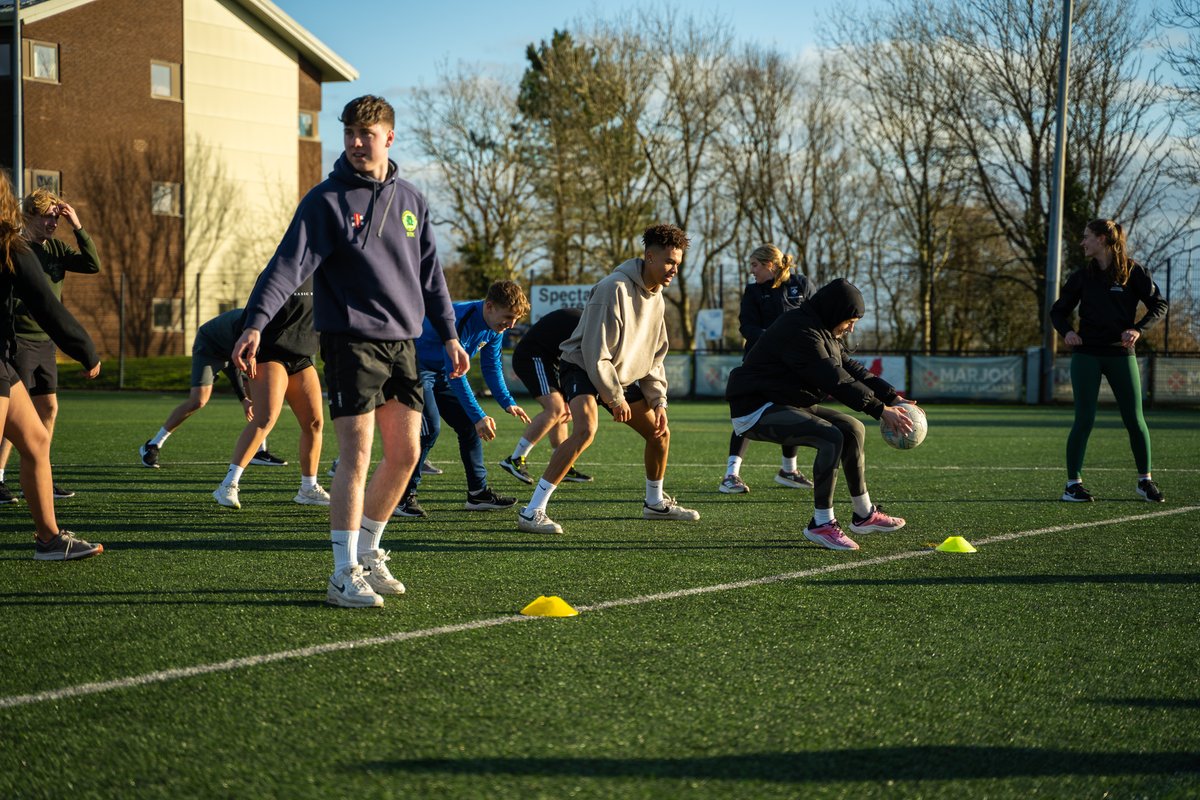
[{"left": 516, "top": 223, "right": 700, "bottom": 535}]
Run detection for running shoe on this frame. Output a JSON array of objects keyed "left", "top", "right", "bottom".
[
  {"left": 213, "top": 483, "right": 241, "bottom": 509},
  {"left": 34, "top": 530, "right": 103, "bottom": 561},
  {"left": 1061, "top": 483, "right": 1094, "bottom": 502},
  {"left": 294, "top": 485, "right": 331, "bottom": 506},
  {"left": 775, "top": 470, "right": 814, "bottom": 489},
  {"left": 139, "top": 441, "right": 160, "bottom": 469},
  {"left": 1137, "top": 479, "right": 1164, "bottom": 503},
  {"left": 393, "top": 493, "right": 427, "bottom": 518},
  {"left": 420, "top": 460, "right": 443, "bottom": 475},
  {"left": 499, "top": 455, "right": 534, "bottom": 485},
  {"left": 563, "top": 466, "right": 593, "bottom": 483},
  {"left": 803, "top": 519, "right": 859, "bottom": 551},
  {"left": 360, "top": 548, "right": 406, "bottom": 595},
  {"left": 0, "top": 481, "right": 17, "bottom": 505},
  {"left": 464, "top": 487, "right": 517, "bottom": 511},
  {"left": 249, "top": 450, "right": 287, "bottom": 467},
  {"left": 326, "top": 564, "right": 383, "bottom": 608},
  {"left": 517, "top": 508, "right": 563, "bottom": 534},
  {"left": 52, "top": 485, "right": 75, "bottom": 499},
  {"left": 719, "top": 474, "right": 749, "bottom": 494},
  {"left": 849, "top": 505, "right": 906, "bottom": 534},
  {"left": 643, "top": 496, "right": 700, "bottom": 521}
]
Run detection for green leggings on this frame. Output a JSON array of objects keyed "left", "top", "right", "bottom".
[{"left": 1066, "top": 352, "right": 1151, "bottom": 479}]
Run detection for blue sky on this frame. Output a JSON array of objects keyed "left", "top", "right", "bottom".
[{"left": 274, "top": 0, "right": 844, "bottom": 167}]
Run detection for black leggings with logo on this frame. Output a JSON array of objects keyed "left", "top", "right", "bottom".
[{"left": 743, "top": 404, "right": 866, "bottom": 508}]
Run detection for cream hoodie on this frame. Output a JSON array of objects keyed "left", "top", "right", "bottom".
[{"left": 560, "top": 258, "right": 669, "bottom": 408}]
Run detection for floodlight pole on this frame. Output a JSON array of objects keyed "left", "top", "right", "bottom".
[
  {"left": 1041, "top": 0, "right": 1074, "bottom": 403},
  {"left": 11, "top": 0, "right": 21, "bottom": 194}
]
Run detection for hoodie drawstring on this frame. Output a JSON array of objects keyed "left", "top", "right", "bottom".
[{"left": 377, "top": 181, "right": 397, "bottom": 238}]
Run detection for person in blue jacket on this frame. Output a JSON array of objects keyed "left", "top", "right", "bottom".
[{"left": 396, "top": 280, "right": 531, "bottom": 517}]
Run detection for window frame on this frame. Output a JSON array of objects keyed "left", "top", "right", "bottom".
[
  {"left": 24, "top": 39, "right": 59, "bottom": 83},
  {"left": 150, "top": 60, "right": 181, "bottom": 101},
  {"left": 151, "top": 181, "right": 182, "bottom": 217},
  {"left": 151, "top": 298, "right": 183, "bottom": 333}
]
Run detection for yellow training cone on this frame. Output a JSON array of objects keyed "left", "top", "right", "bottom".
[
  {"left": 936, "top": 536, "right": 977, "bottom": 553},
  {"left": 520, "top": 595, "right": 579, "bottom": 617}
]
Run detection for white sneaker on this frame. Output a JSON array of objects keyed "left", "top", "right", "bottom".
[
  {"left": 294, "top": 484, "right": 331, "bottom": 506},
  {"left": 643, "top": 496, "right": 700, "bottom": 521},
  {"left": 213, "top": 483, "right": 240, "bottom": 509},
  {"left": 360, "top": 548, "right": 406, "bottom": 595},
  {"left": 326, "top": 564, "right": 383, "bottom": 608},
  {"left": 517, "top": 508, "right": 563, "bottom": 534}
]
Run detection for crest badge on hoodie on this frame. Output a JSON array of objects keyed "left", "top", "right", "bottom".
[
  {"left": 350, "top": 212, "right": 364, "bottom": 231},
  {"left": 402, "top": 210, "right": 418, "bottom": 238}
]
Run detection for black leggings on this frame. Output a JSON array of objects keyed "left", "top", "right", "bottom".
[
  {"left": 728, "top": 431, "right": 798, "bottom": 461},
  {"left": 743, "top": 404, "right": 866, "bottom": 508}
]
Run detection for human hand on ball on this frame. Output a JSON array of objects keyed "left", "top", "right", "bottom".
[{"left": 882, "top": 405, "right": 915, "bottom": 436}]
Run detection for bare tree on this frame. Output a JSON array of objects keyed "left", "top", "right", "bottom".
[{"left": 408, "top": 64, "right": 539, "bottom": 296}]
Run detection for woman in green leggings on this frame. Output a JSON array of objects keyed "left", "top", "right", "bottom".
[{"left": 1050, "top": 219, "right": 1168, "bottom": 503}]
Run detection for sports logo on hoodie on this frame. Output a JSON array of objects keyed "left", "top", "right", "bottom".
[
  {"left": 402, "top": 210, "right": 418, "bottom": 238},
  {"left": 350, "top": 212, "right": 365, "bottom": 231}
]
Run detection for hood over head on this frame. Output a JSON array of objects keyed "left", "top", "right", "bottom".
[{"left": 809, "top": 278, "right": 865, "bottom": 330}]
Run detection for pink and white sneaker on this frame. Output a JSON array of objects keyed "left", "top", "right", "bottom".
[
  {"left": 849, "top": 505, "right": 906, "bottom": 534},
  {"left": 803, "top": 519, "right": 860, "bottom": 551}
]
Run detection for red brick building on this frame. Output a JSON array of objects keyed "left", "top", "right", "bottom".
[{"left": 0, "top": 0, "right": 355, "bottom": 357}]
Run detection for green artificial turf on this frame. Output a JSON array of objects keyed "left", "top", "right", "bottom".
[{"left": 0, "top": 393, "right": 1196, "bottom": 799}]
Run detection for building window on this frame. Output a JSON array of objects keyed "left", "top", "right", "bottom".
[
  {"left": 151, "top": 60, "right": 181, "bottom": 100},
  {"left": 152, "top": 298, "right": 183, "bottom": 332},
  {"left": 24, "top": 40, "right": 59, "bottom": 83},
  {"left": 299, "top": 110, "right": 318, "bottom": 140},
  {"left": 217, "top": 301, "right": 239, "bottom": 315},
  {"left": 25, "top": 169, "right": 61, "bottom": 196},
  {"left": 151, "top": 182, "right": 181, "bottom": 216}
]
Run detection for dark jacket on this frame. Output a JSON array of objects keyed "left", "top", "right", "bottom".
[
  {"left": 243, "top": 273, "right": 317, "bottom": 361},
  {"left": 514, "top": 307, "right": 582, "bottom": 363},
  {"left": 242, "top": 155, "right": 456, "bottom": 344},
  {"left": 14, "top": 229, "right": 102, "bottom": 341},
  {"left": 1050, "top": 261, "right": 1167, "bottom": 356},
  {"left": 1, "top": 246, "right": 98, "bottom": 369},
  {"left": 726, "top": 279, "right": 898, "bottom": 420},
  {"left": 738, "top": 272, "right": 812, "bottom": 354}
]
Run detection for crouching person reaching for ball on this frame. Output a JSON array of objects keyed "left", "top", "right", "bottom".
[{"left": 725, "top": 278, "right": 913, "bottom": 551}]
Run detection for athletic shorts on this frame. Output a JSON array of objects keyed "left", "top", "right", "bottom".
[
  {"left": 256, "top": 349, "right": 314, "bottom": 377},
  {"left": 512, "top": 352, "right": 561, "bottom": 398},
  {"left": 12, "top": 338, "right": 57, "bottom": 396},
  {"left": 0, "top": 359, "right": 20, "bottom": 399},
  {"left": 190, "top": 328, "right": 231, "bottom": 388},
  {"left": 560, "top": 362, "right": 646, "bottom": 415},
  {"left": 320, "top": 333, "right": 422, "bottom": 419}
]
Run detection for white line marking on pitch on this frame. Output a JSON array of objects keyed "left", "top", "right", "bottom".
[{"left": 1, "top": 506, "right": 1194, "bottom": 711}]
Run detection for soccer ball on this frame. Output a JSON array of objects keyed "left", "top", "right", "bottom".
[{"left": 881, "top": 403, "right": 927, "bottom": 450}]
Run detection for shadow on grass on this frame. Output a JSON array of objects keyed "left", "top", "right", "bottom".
[
  {"left": 816, "top": 573, "right": 1199, "bottom": 587},
  {"left": 361, "top": 746, "right": 1200, "bottom": 781},
  {"left": 1089, "top": 697, "right": 1200, "bottom": 710}
]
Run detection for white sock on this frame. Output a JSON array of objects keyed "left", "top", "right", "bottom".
[
  {"left": 1138, "top": 473, "right": 1151, "bottom": 481},
  {"left": 359, "top": 516, "right": 387, "bottom": 555},
  {"left": 258, "top": 440, "right": 269, "bottom": 454},
  {"left": 331, "top": 529, "right": 358, "bottom": 573},
  {"left": 300, "top": 475, "right": 317, "bottom": 490},
  {"left": 782, "top": 455, "right": 798, "bottom": 472},
  {"left": 646, "top": 478, "right": 664, "bottom": 507},
  {"left": 524, "top": 478, "right": 558, "bottom": 514},
  {"left": 222, "top": 464, "right": 244, "bottom": 487},
  {"left": 151, "top": 427, "right": 171, "bottom": 447},
  {"left": 726, "top": 456, "right": 742, "bottom": 477},
  {"left": 814, "top": 507, "right": 834, "bottom": 525},
  {"left": 852, "top": 493, "right": 873, "bottom": 518},
  {"left": 0, "top": 468, "right": 5, "bottom": 482},
  {"left": 1067, "top": 478, "right": 1082, "bottom": 486},
  {"left": 512, "top": 438, "right": 534, "bottom": 460}
]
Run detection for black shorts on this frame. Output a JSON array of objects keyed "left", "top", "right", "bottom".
[
  {"left": 560, "top": 362, "right": 646, "bottom": 415},
  {"left": 320, "top": 333, "right": 422, "bottom": 419},
  {"left": 11, "top": 338, "right": 57, "bottom": 396},
  {"left": 0, "top": 359, "right": 20, "bottom": 399},
  {"left": 257, "top": 348, "right": 315, "bottom": 377},
  {"left": 512, "top": 352, "right": 561, "bottom": 398}
]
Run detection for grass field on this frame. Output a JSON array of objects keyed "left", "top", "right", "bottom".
[{"left": 1, "top": 392, "right": 1197, "bottom": 799}]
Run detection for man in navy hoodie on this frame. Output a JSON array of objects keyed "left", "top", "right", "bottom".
[{"left": 234, "top": 95, "right": 468, "bottom": 609}]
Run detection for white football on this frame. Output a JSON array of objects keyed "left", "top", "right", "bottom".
[{"left": 881, "top": 403, "right": 927, "bottom": 450}]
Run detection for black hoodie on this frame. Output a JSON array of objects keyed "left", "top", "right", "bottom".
[{"left": 725, "top": 278, "right": 898, "bottom": 419}]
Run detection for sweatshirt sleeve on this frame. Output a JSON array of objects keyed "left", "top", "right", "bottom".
[
  {"left": 1132, "top": 265, "right": 1168, "bottom": 332},
  {"left": 738, "top": 284, "right": 766, "bottom": 347},
  {"left": 60, "top": 230, "right": 102, "bottom": 274},
  {"left": 783, "top": 329, "right": 887, "bottom": 418},
  {"left": 243, "top": 197, "right": 335, "bottom": 332},
  {"left": 579, "top": 288, "right": 626, "bottom": 407},
  {"left": 12, "top": 249, "right": 98, "bottom": 369},
  {"left": 480, "top": 333, "right": 517, "bottom": 411},
  {"left": 417, "top": 204, "right": 458, "bottom": 343},
  {"left": 636, "top": 316, "right": 669, "bottom": 408},
  {"left": 1050, "top": 270, "right": 1083, "bottom": 337}
]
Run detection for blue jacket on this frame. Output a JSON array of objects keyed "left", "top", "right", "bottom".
[
  {"left": 416, "top": 300, "right": 516, "bottom": 423},
  {"left": 242, "top": 154, "right": 456, "bottom": 344}
]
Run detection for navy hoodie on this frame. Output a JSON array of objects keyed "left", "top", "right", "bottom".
[
  {"left": 242, "top": 155, "right": 456, "bottom": 344},
  {"left": 726, "top": 279, "right": 898, "bottom": 420}
]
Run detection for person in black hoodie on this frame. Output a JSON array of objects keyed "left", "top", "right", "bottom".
[
  {"left": 1050, "top": 219, "right": 1168, "bottom": 503},
  {"left": 725, "top": 278, "right": 913, "bottom": 551},
  {"left": 719, "top": 244, "right": 814, "bottom": 494},
  {"left": 0, "top": 171, "right": 102, "bottom": 560}
]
